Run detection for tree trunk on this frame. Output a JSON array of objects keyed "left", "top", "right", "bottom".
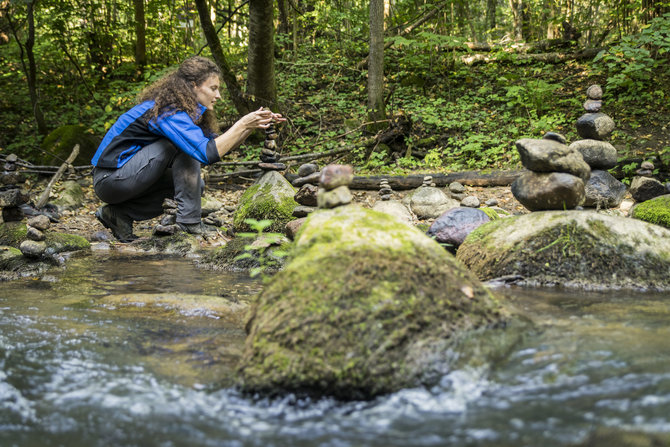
[
  {"left": 247, "top": 0, "right": 277, "bottom": 109},
  {"left": 367, "top": 0, "right": 386, "bottom": 132},
  {"left": 509, "top": 0, "right": 523, "bottom": 41},
  {"left": 486, "top": 0, "right": 496, "bottom": 32},
  {"left": 134, "top": 0, "right": 147, "bottom": 66},
  {"left": 25, "top": 0, "right": 47, "bottom": 135},
  {"left": 194, "top": 0, "right": 250, "bottom": 115}
]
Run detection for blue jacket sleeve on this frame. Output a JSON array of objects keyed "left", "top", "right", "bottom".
[{"left": 148, "top": 111, "right": 221, "bottom": 165}]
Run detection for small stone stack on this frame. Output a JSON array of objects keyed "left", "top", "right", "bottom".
[
  {"left": 511, "top": 137, "right": 591, "bottom": 211},
  {"left": 378, "top": 178, "right": 393, "bottom": 201},
  {"left": 567, "top": 85, "right": 627, "bottom": 208},
  {"left": 292, "top": 163, "right": 320, "bottom": 217},
  {"left": 422, "top": 176, "right": 435, "bottom": 187},
  {"left": 317, "top": 164, "right": 354, "bottom": 209},
  {"left": 19, "top": 215, "right": 51, "bottom": 258},
  {"left": 0, "top": 154, "right": 29, "bottom": 223},
  {"left": 258, "top": 122, "right": 286, "bottom": 172},
  {"left": 629, "top": 160, "right": 668, "bottom": 202},
  {"left": 153, "top": 198, "right": 179, "bottom": 235}
]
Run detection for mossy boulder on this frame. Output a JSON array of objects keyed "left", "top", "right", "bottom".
[
  {"left": 198, "top": 234, "right": 290, "bottom": 273},
  {"left": 40, "top": 124, "right": 100, "bottom": 166},
  {"left": 133, "top": 232, "right": 202, "bottom": 255},
  {"left": 0, "top": 222, "right": 28, "bottom": 247},
  {"left": 52, "top": 180, "right": 85, "bottom": 210},
  {"left": 237, "top": 205, "right": 506, "bottom": 399},
  {"left": 232, "top": 171, "right": 297, "bottom": 233},
  {"left": 631, "top": 194, "right": 670, "bottom": 229},
  {"left": 44, "top": 231, "right": 91, "bottom": 253},
  {"left": 456, "top": 210, "right": 670, "bottom": 290}
]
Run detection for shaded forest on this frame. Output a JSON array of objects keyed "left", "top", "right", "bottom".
[{"left": 1, "top": 0, "right": 669, "bottom": 181}]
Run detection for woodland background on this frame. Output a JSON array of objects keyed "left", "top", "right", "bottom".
[{"left": 1, "top": 0, "right": 669, "bottom": 181}]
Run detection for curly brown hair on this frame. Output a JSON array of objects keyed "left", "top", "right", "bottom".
[{"left": 138, "top": 56, "right": 221, "bottom": 136}]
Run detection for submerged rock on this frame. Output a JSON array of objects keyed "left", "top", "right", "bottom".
[
  {"left": 237, "top": 205, "right": 505, "bottom": 399},
  {"left": 456, "top": 211, "right": 670, "bottom": 290}
]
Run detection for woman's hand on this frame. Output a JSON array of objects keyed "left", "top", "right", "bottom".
[{"left": 239, "top": 107, "right": 287, "bottom": 130}]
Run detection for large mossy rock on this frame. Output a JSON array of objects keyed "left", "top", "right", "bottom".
[
  {"left": 40, "top": 124, "right": 100, "bottom": 166},
  {"left": 232, "top": 171, "right": 297, "bottom": 233},
  {"left": 631, "top": 194, "right": 670, "bottom": 229},
  {"left": 237, "top": 205, "right": 505, "bottom": 399},
  {"left": 0, "top": 222, "right": 90, "bottom": 253},
  {"left": 456, "top": 211, "right": 670, "bottom": 290}
]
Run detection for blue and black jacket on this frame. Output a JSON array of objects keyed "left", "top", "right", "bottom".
[{"left": 91, "top": 101, "right": 221, "bottom": 169}]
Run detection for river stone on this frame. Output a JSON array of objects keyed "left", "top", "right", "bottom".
[
  {"left": 461, "top": 196, "right": 481, "bottom": 208},
  {"left": 237, "top": 205, "right": 505, "bottom": 399},
  {"left": 20, "top": 239, "right": 47, "bottom": 258},
  {"left": 285, "top": 218, "right": 307, "bottom": 240},
  {"left": 456, "top": 210, "right": 670, "bottom": 290},
  {"left": 427, "top": 207, "right": 491, "bottom": 253},
  {"left": 292, "top": 172, "right": 322, "bottom": 187},
  {"left": 201, "top": 196, "right": 224, "bottom": 216},
  {"left": 511, "top": 171, "right": 585, "bottom": 211},
  {"left": 583, "top": 99, "right": 602, "bottom": 112},
  {"left": 258, "top": 162, "right": 286, "bottom": 171},
  {"left": 233, "top": 170, "right": 298, "bottom": 233},
  {"left": 630, "top": 194, "right": 670, "bottom": 229},
  {"left": 542, "top": 132, "right": 567, "bottom": 144},
  {"left": 402, "top": 186, "right": 460, "bottom": 219},
  {"left": 27, "top": 214, "right": 50, "bottom": 231},
  {"left": 317, "top": 185, "right": 353, "bottom": 209},
  {"left": 449, "top": 182, "right": 466, "bottom": 193},
  {"left": 26, "top": 226, "right": 45, "bottom": 241},
  {"left": 515, "top": 138, "right": 591, "bottom": 182},
  {"left": 576, "top": 113, "right": 615, "bottom": 140},
  {"left": 372, "top": 199, "right": 415, "bottom": 225},
  {"left": 319, "top": 164, "right": 354, "bottom": 191},
  {"left": 630, "top": 176, "right": 668, "bottom": 203},
  {"left": 0, "top": 189, "right": 28, "bottom": 208},
  {"left": 295, "top": 183, "right": 318, "bottom": 207},
  {"left": 583, "top": 170, "right": 628, "bottom": 208},
  {"left": 586, "top": 84, "right": 603, "bottom": 100},
  {"left": 52, "top": 180, "right": 85, "bottom": 210},
  {"left": 297, "top": 163, "right": 319, "bottom": 177},
  {"left": 568, "top": 139, "right": 617, "bottom": 170},
  {"left": 292, "top": 205, "right": 316, "bottom": 218}
]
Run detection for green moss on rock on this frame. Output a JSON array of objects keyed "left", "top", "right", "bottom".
[
  {"left": 631, "top": 194, "right": 670, "bottom": 229},
  {"left": 237, "top": 205, "right": 506, "bottom": 399},
  {"left": 45, "top": 232, "right": 91, "bottom": 253},
  {"left": 0, "top": 223, "right": 28, "bottom": 248},
  {"left": 232, "top": 172, "right": 298, "bottom": 233},
  {"left": 40, "top": 124, "right": 100, "bottom": 166}
]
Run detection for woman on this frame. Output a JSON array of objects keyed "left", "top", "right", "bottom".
[{"left": 91, "top": 56, "right": 284, "bottom": 242}]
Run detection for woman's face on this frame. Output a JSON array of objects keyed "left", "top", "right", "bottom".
[{"left": 194, "top": 74, "right": 221, "bottom": 110}]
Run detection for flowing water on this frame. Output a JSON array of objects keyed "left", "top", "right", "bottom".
[{"left": 1, "top": 251, "right": 670, "bottom": 447}]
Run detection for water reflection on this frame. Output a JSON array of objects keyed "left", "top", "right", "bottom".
[{"left": 1, "top": 253, "right": 670, "bottom": 446}]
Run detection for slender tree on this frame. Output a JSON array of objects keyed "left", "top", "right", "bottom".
[
  {"left": 134, "top": 0, "right": 146, "bottom": 66},
  {"left": 247, "top": 0, "right": 276, "bottom": 109},
  {"left": 367, "top": 0, "right": 386, "bottom": 131}
]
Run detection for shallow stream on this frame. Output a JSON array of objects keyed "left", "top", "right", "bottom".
[{"left": 1, "top": 252, "right": 670, "bottom": 446}]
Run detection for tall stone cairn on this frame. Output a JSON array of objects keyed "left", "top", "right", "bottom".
[
  {"left": 0, "top": 154, "right": 29, "bottom": 223},
  {"left": 317, "top": 164, "right": 354, "bottom": 209},
  {"left": 378, "top": 178, "right": 393, "bottom": 201},
  {"left": 258, "top": 121, "right": 286, "bottom": 172}
]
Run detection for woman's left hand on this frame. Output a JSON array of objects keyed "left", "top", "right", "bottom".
[{"left": 240, "top": 107, "right": 286, "bottom": 130}]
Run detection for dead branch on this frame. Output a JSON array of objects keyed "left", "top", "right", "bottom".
[{"left": 36, "top": 144, "right": 79, "bottom": 209}]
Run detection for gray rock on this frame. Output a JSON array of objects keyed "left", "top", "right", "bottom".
[
  {"left": 543, "top": 132, "right": 567, "bottom": 144},
  {"left": 427, "top": 207, "right": 491, "bottom": 253},
  {"left": 576, "top": 113, "right": 615, "bottom": 140},
  {"left": 583, "top": 99, "right": 602, "bottom": 112},
  {"left": 27, "top": 214, "right": 50, "bottom": 231},
  {"left": 568, "top": 139, "right": 618, "bottom": 170},
  {"left": 511, "top": 171, "right": 585, "bottom": 211},
  {"left": 320, "top": 164, "right": 354, "bottom": 191},
  {"left": 372, "top": 200, "right": 415, "bottom": 225},
  {"left": 292, "top": 172, "right": 322, "bottom": 187},
  {"left": 258, "top": 162, "right": 286, "bottom": 171},
  {"left": 485, "top": 198, "right": 499, "bottom": 207},
  {"left": 201, "top": 196, "right": 224, "bottom": 216},
  {"left": 19, "top": 240, "right": 46, "bottom": 258},
  {"left": 515, "top": 138, "right": 591, "bottom": 182},
  {"left": 586, "top": 84, "right": 603, "bottom": 100},
  {"left": 292, "top": 205, "right": 316, "bottom": 218},
  {"left": 0, "top": 189, "right": 28, "bottom": 208},
  {"left": 461, "top": 196, "right": 481, "bottom": 208},
  {"left": 295, "top": 183, "right": 319, "bottom": 207},
  {"left": 233, "top": 170, "right": 297, "bottom": 233},
  {"left": 402, "top": 186, "right": 460, "bottom": 219},
  {"left": 583, "top": 170, "right": 628, "bottom": 208},
  {"left": 448, "top": 182, "right": 466, "bottom": 193},
  {"left": 450, "top": 192, "right": 467, "bottom": 201},
  {"left": 26, "top": 226, "right": 45, "bottom": 241},
  {"left": 641, "top": 161, "right": 655, "bottom": 170},
  {"left": 297, "top": 163, "right": 319, "bottom": 177},
  {"left": 52, "top": 180, "right": 85, "bottom": 210},
  {"left": 285, "top": 218, "right": 306, "bottom": 240},
  {"left": 317, "top": 185, "right": 353, "bottom": 209},
  {"left": 630, "top": 176, "right": 668, "bottom": 202}
]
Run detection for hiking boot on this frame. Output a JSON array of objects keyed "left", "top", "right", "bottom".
[
  {"left": 95, "top": 205, "right": 137, "bottom": 243},
  {"left": 176, "top": 221, "right": 218, "bottom": 236}
]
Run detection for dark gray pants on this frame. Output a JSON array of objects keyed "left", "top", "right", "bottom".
[{"left": 93, "top": 139, "right": 202, "bottom": 224}]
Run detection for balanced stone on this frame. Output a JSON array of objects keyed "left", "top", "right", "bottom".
[
  {"left": 583, "top": 99, "right": 602, "bottom": 112},
  {"left": 461, "top": 196, "right": 481, "bottom": 208},
  {"left": 630, "top": 177, "right": 668, "bottom": 202},
  {"left": 586, "top": 84, "right": 603, "bottom": 100},
  {"left": 516, "top": 138, "right": 591, "bottom": 182},
  {"left": 266, "top": 132, "right": 278, "bottom": 140},
  {"left": 26, "top": 226, "right": 45, "bottom": 241},
  {"left": 568, "top": 139, "right": 617, "bottom": 170},
  {"left": 511, "top": 171, "right": 585, "bottom": 211},
  {"left": 261, "top": 148, "right": 276, "bottom": 157},
  {"left": 319, "top": 164, "right": 354, "bottom": 191},
  {"left": 264, "top": 139, "right": 277, "bottom": 150},
  {"left": 641, "top": 161, "right": 655, "bottom": 170},
  {"left": 260, "top": 154, "right": 280, "bottom": 163},
  {"left": 295, "top": 183, "right": 318, "bottom": 207},
  {"left": 160, "top": 214, "right": 176, "bottom": 226},
  {"left": 380, "top": 194, "right": 392, "bottom": 201},
  {"left": 317, "top": 185, "right": 352, "bottom": 209},
  {"left": 583, "top": 170, "right": 628, "bottom": 208},
  {"left": 153, "top": 224, "right": 178, "bottom": 236},
  {"left": 576, "top": 113, "right": 615, "bottom": 140},
  {"left": 292, "top": 205, "right": 316, "bottom": 218},
  {"left": 427, "top": 207, "right": 491, "bottom": 254},
  {"left": 258, "top": 162, "right": 286, "bottom": 171},
  {"left": 379, "top": 188, "right": 393, "bottom": 195},
  {"left": 27, "top": 214, "right": 50, "bottom": 231},
  {"left": 19, "top": 240, "right": 46, "bottom": 258},
  {"left": 449, "top": 182, "right": 465, "bottom": 193},
  {"left": 297, "top": 163, "right": 319, "bottom": 177},
  {"left": 543, "top": 132, "right": 567, "bottom": 144},
  {"left": 292, "top": 172, "right": 322, "bottom": 187},
  {"left": 422, "top": 176, "right": 433, "bottom": 187}
]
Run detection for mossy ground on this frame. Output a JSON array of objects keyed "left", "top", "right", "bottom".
[{"left": 631, "top": 195, "right": 670, "bottom": 229}]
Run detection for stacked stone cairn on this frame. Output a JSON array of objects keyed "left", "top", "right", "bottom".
[
  {"left": 20, "top": 215, "right": 51, "bottom": 258},
  {"left": 511, "top": 133, "right": 591, "bottom": 211},
  {"left": 153, "top": 198, "right": 179, "bottom": 235},
  {"left": 568, "top": 84, "right": 627, "bottom": 208},
  {"left": 258, "top": 122, "right": 286, "bottom": 172},
  {"left": 378, "top": 178, "right": 393, "bottom": 201},
  {"left": 0, "top": 154, "right": 29, "bottom": 223},
  {"left": 629, "top": 160, "right": 668, "bottom": 203},
  {"left": 371, "top": 178, "right": 416, "bottom": 225},
  {"left": 317, "top": 164, "right": 354, "bottom": 209},
  {"left": 291, "top": 163, "right": 320, "bottom": 217}
]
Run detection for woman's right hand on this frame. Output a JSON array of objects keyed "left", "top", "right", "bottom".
[{"left": 239, "top": 107, "right": 286, "bottom": 130}]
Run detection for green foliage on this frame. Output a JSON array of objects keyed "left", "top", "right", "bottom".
[{"left": 234, "top": 219, "right": 289, "bottom": 278}]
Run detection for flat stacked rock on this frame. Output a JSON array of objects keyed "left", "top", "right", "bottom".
[
  {"left": 0, "top": 154, "right": 29, "bottom": 223},
  {"left": 317, "top": 164, "right": 353, "bottom": 209},
  {"left": 153, "top": 198, "right": 179, "bottom": 236},
  {"left": 567, "top": 85, "right": 626, "bottom": 208},
  {"left": 258, "top": 122, "right": 286, "bottom": 172},
  {"left": 292, "top": 163, "right": 320, "bottom": 217},
  {"left": 511, "top": 137, "right": 590, "bottom": 211},
  {"left": 378, "top": 178, "right": 393, "bottom": 201}
]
